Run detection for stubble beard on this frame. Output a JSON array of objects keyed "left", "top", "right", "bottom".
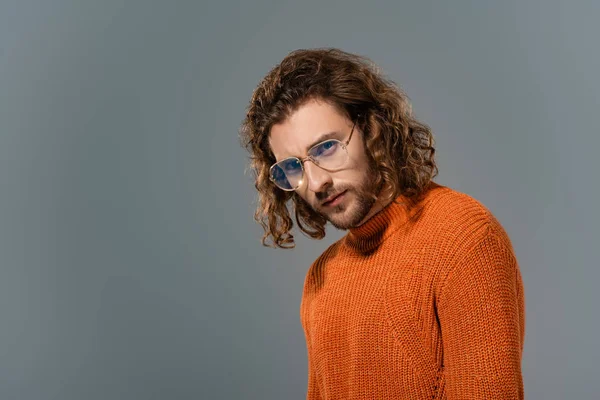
[{"left": 318, "top": 164, "right": 381, "bottom": 230}]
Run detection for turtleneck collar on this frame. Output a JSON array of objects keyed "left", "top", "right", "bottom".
[{"left": 343, "top": 182, "right": 445, "bottom": 253}]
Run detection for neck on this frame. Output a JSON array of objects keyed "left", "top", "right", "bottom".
[{"left": 344, "top": 181, "right": 444, "bottom": 253}]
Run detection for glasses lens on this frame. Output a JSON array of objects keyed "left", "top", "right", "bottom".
[
  {"left": 271, "top": 158, "right": 303, "bottom": 190},
  {"left": 309, "top": 140, "right": 347, "bottom": 170}
]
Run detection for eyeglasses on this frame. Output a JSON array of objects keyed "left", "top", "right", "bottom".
[{"left": 269, "top": 119, "right": 357, "bottom": 191}]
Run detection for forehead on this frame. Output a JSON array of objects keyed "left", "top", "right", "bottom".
[{"left": 268, "top": 98, "right": 348, "bottom": 160}]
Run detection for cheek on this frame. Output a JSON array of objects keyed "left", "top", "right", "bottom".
[
  {"left": 346, "top": 142, "right": 371, "bottom": 171},
  {"left": 330, "top": 169, "right": 367, "bottom": 191},
  {"left": 341, "top": 154, "right": 371, "bottom": 181},
  {"left": 295, "top": 189, "right": 313, "bottom": 205}
]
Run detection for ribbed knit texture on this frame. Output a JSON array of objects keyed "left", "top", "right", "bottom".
[{"left": 300, "top": 182, "right": 526, "bottom": 399}]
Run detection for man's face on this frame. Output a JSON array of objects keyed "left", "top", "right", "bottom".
[{"left": 269, "top": 98, "right": 379, "bottom": 230}]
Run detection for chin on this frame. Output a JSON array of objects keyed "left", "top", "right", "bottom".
[
  {"left": 334, "top": 192, "right": 376, "bottom": 228},
  {"left": 328, "top": 216, "right": 362, "bottom": 230},
  {"left": 325, "top": 204, "right": 365, "bottom": 230}
]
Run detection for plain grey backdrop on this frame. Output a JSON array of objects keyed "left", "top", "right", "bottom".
[{"left": 0, "top": 0, "right": 597, "bottom": 399}]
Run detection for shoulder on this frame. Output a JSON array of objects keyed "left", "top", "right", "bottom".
[
  {"left": 422, "top": 185, "right": 519, "bottom": 297},
  {"left": 425, "top": 184, "right": 509, "bottom": 237},
  {"left": 419, "top": 184, "right": 515, "bottom": 264}
]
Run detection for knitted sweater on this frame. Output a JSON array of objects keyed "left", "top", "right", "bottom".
[{"left": 300, "top": 182, "right": 526, "bottom": 399}]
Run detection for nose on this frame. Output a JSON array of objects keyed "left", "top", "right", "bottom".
[{"left": 303, "top": 160, "right": 332, "bottom": 193}]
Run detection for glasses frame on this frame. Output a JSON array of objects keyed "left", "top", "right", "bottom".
[{"left": 269, "top": 118, "right": 358, "bottom": 191}]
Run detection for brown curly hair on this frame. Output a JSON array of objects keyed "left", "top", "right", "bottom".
[{"left": 239, "top": 48, "right": 438, "bottom": 249}]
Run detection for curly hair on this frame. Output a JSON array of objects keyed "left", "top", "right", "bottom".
[{"left": 239, "top": 48, "right": 438, "bottom": 249}]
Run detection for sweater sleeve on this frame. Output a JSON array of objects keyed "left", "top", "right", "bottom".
[
  {"left": 437, "top": 226, "right": 526, "bottom": 399},
  {"left": 305, "top": 339, "right": 322, "bottom": 400},
  {"left": 300, "top": 274, "right": 323, "bottom": 399}
]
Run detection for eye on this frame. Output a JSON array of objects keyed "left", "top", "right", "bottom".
[
  {"left": 312, "top": 140, "right": 339, "bottom": 157},
  {"left": 272, "top": 166, "right": 286, "bottom": 180},
  {"left": 281, "top": 158, "right": 302, "bottom": 175}
]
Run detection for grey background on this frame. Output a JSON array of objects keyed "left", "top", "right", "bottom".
[{"left": 0, "top": 0, "right": 597, "bottom": 398}]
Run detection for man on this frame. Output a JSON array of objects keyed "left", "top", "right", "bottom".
[{"left": 240, "top": 48, "right": 525, "bottom": 399}]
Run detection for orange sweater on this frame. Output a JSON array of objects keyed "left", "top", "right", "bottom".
[{"left": 300, "top": 182, "right": 526, "bottom": 399}]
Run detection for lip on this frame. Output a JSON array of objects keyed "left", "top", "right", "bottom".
[{"left": 322, "top": 190, "right": 347, "bottom": 207}]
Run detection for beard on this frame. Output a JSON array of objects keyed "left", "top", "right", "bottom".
[{"left": 312, "top": 163, "right": 381, "bottom": 230}]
